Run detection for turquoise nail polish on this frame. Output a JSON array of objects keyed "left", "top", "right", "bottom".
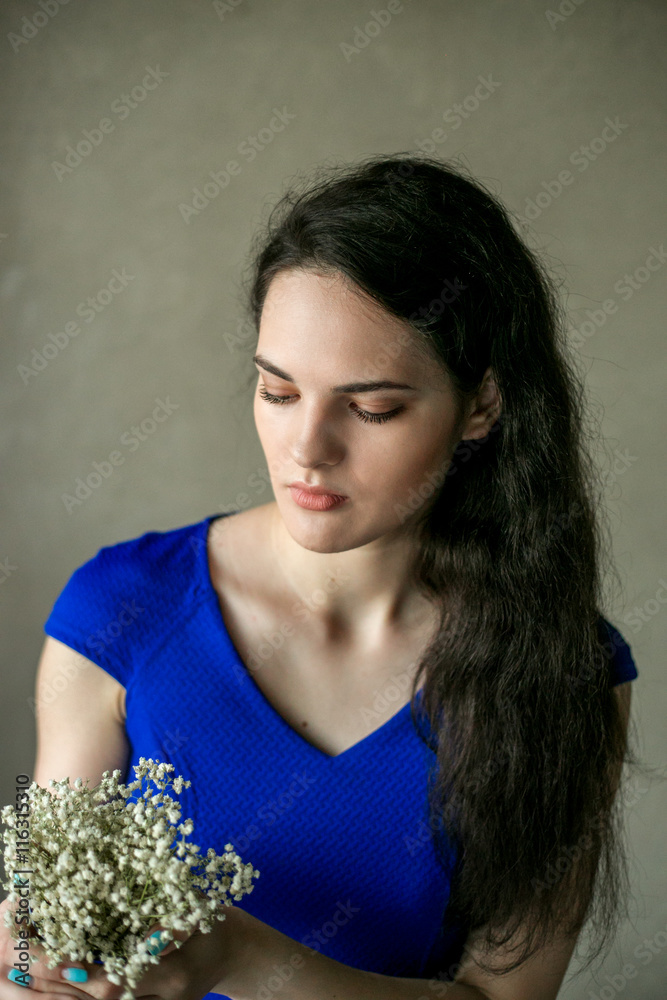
[
  {"left": 7, "top": 969, "right": 31, "bottom": 986},
  {"left": 62, "top": 968, "right": 88, "bottom": 983},
  {"left": 146, "top": 930, "right": 169, "bottom": 955}
]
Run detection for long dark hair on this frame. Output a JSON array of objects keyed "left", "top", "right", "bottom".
[{"left": 237, "top": 153, "right": 654, "bottom": 978}]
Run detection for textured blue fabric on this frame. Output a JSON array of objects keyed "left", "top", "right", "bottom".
[{"left": 43, "top": 512, "right": 638, "bottom": 997}]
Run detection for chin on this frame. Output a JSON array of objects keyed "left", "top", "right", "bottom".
[
  {"left": 282, "top": 514, "right": 357, "bottom": 553},
  {"left": 279, "top": 504, "right": 397, "bottom": 554}
]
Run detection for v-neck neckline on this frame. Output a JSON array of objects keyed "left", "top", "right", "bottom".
[{"left": 199, "top": 511, "right": 423, "bottom": 763}]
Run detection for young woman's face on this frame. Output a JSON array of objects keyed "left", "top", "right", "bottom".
[{"left": 253, "top": 268, "right": 472, "bottom": 553}]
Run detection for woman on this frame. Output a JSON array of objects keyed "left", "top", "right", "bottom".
[{"left": 2, "top": 154, "right": 645, "bottom": 1000}]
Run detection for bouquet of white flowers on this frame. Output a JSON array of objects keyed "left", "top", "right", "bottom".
[{"left": 0, "top": 758, "right": 260, "bottom": 1000}]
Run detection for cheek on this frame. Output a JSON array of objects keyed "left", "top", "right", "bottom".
[
  {"left": 253, "top": 397, "right": 273, "bottom": 461},
  {"left": 253, "top": 397, "right": 290, "bottom": 467},
  {"left": 253, "top": 393, "right": 263, "bottom": 436},
  {"left": 368, "top": 419, "right": 455, "bottom": 488},
  {"left": 253, "top": 394, "right": 274, "bottom": 445}
]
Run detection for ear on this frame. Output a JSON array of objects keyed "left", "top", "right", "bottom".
[{"left": 459, "top": 367, "right": 502, "bottom": 441}]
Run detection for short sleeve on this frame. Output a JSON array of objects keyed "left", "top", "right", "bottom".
[
  {"left": 43, "top": 519, "right": 206, "bottom": 691},
  {"left": 43, "top": 544, "right": 146, "bottom": 689},
  {"left": 598, "top": 616, "right": 639, "bottom": 686}
]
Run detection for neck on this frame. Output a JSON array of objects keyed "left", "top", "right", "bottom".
[{"left": 268, "top": 503, "right": 436, "bottom": 647}]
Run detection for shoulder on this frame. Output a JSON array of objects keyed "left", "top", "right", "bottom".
[
  {"left": 207, "top": 503, "right": 278, "bottom": 598},
  {"left": 43, "top": 514, "right": 213, "bottom": 687},
  {"left": 597, "top": 616, "right": 639, "bottom": 687},
  {"left": 55, "top": 516, "right": 207, "bottom": 603}
]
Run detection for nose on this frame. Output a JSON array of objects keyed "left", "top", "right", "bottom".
[{"left": 288, "top": 404, "right": 346, "bottom": 469}]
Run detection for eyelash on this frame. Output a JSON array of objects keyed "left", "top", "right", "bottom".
[{"left": 257, "top": 386, "right": 404, "bottom": 425}]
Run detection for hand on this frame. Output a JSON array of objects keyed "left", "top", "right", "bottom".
[
  {"left": 0, "top": 895, "right": 81, "bottom": 1000},
  {"left": 1, "top": 893, "right": 244, "bottom": 1000},
  {"left": 23, "top": 923, "right": 197, "bottom": 1000}
]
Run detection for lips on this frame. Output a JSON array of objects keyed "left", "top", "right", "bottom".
[
  {"left": 288, "top": 481, "right": 347, "bottom": 497},
  {"left": 288, "top": 484, "right": 348, "bottom": 511}
]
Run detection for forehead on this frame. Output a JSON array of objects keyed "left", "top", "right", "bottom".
[{"left": 259, "top": 268, "right": 441, "bottom": 385}]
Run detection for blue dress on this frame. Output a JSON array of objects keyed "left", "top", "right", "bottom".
[{"left": 43, "top": 512, "right": 639, "bottom": 997}]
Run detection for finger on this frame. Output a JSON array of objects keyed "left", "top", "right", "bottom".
[
  {"left": 1, "top": 967, "right": 81, "bottom": 1000},
  {"left": 141, "top": 923, "right": 190, "bottom": 960},
  {"left": 20, "top": 930, "right": 103, "bottom": 989},
  {"left": 29, "top": 968, "right": 128, "bottom": 1000},
  {"left": 46, "top": 965, "right": 102, "bottom": 993},
  {"left": 3, "top": 966, "right": 32, "bottom": 991},
  {"left": 26, "top": 951, "right": 95, "bottom": 988},
  {"left": 28, "top": 994, "right": 84, "bottom": 1000},
  {"left": 4, "top": 934, "right": 50, "bottom": 982},
  {"left": 0, "top": 904, "right": 27, "bottom": 968},
  {"left": 6, "top": 991, "right": 82, "bottom": 1000},
  {"left": 22, "top": 974, "right": 94, "bottom": 1000}
]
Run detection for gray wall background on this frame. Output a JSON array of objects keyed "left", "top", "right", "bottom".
[{"left": 1, "top": 0, "right": 665, "bottom": 995}]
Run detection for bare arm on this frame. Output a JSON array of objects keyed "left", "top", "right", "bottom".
[
  {"left": 3, "top": 637, "right": 129, "bottom": 902},
  {"left": 217, "top": 905, "right": 487, "bottom": 1000},
  {"left": 31, "top": 636, "right": 130, "bottom": 789},
  {"left": 1, "top": 637, "right": 131, "bottom": 999}
]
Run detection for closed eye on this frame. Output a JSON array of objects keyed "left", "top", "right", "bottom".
[{"left": 257, "top": 386, "right": 404, "bottom": 425}]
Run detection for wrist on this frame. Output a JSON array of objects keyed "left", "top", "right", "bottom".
[{"left": 210, "top": 903, "right": 260, "bottom": 1000}]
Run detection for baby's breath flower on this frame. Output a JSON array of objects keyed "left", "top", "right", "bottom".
[{"left": 0, "top": 758, "right": 260, "bottom": 1000}]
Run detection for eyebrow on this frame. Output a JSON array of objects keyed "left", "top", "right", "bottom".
[{"left": 252, "top": 354, "right": 417, "bottom": 394}]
